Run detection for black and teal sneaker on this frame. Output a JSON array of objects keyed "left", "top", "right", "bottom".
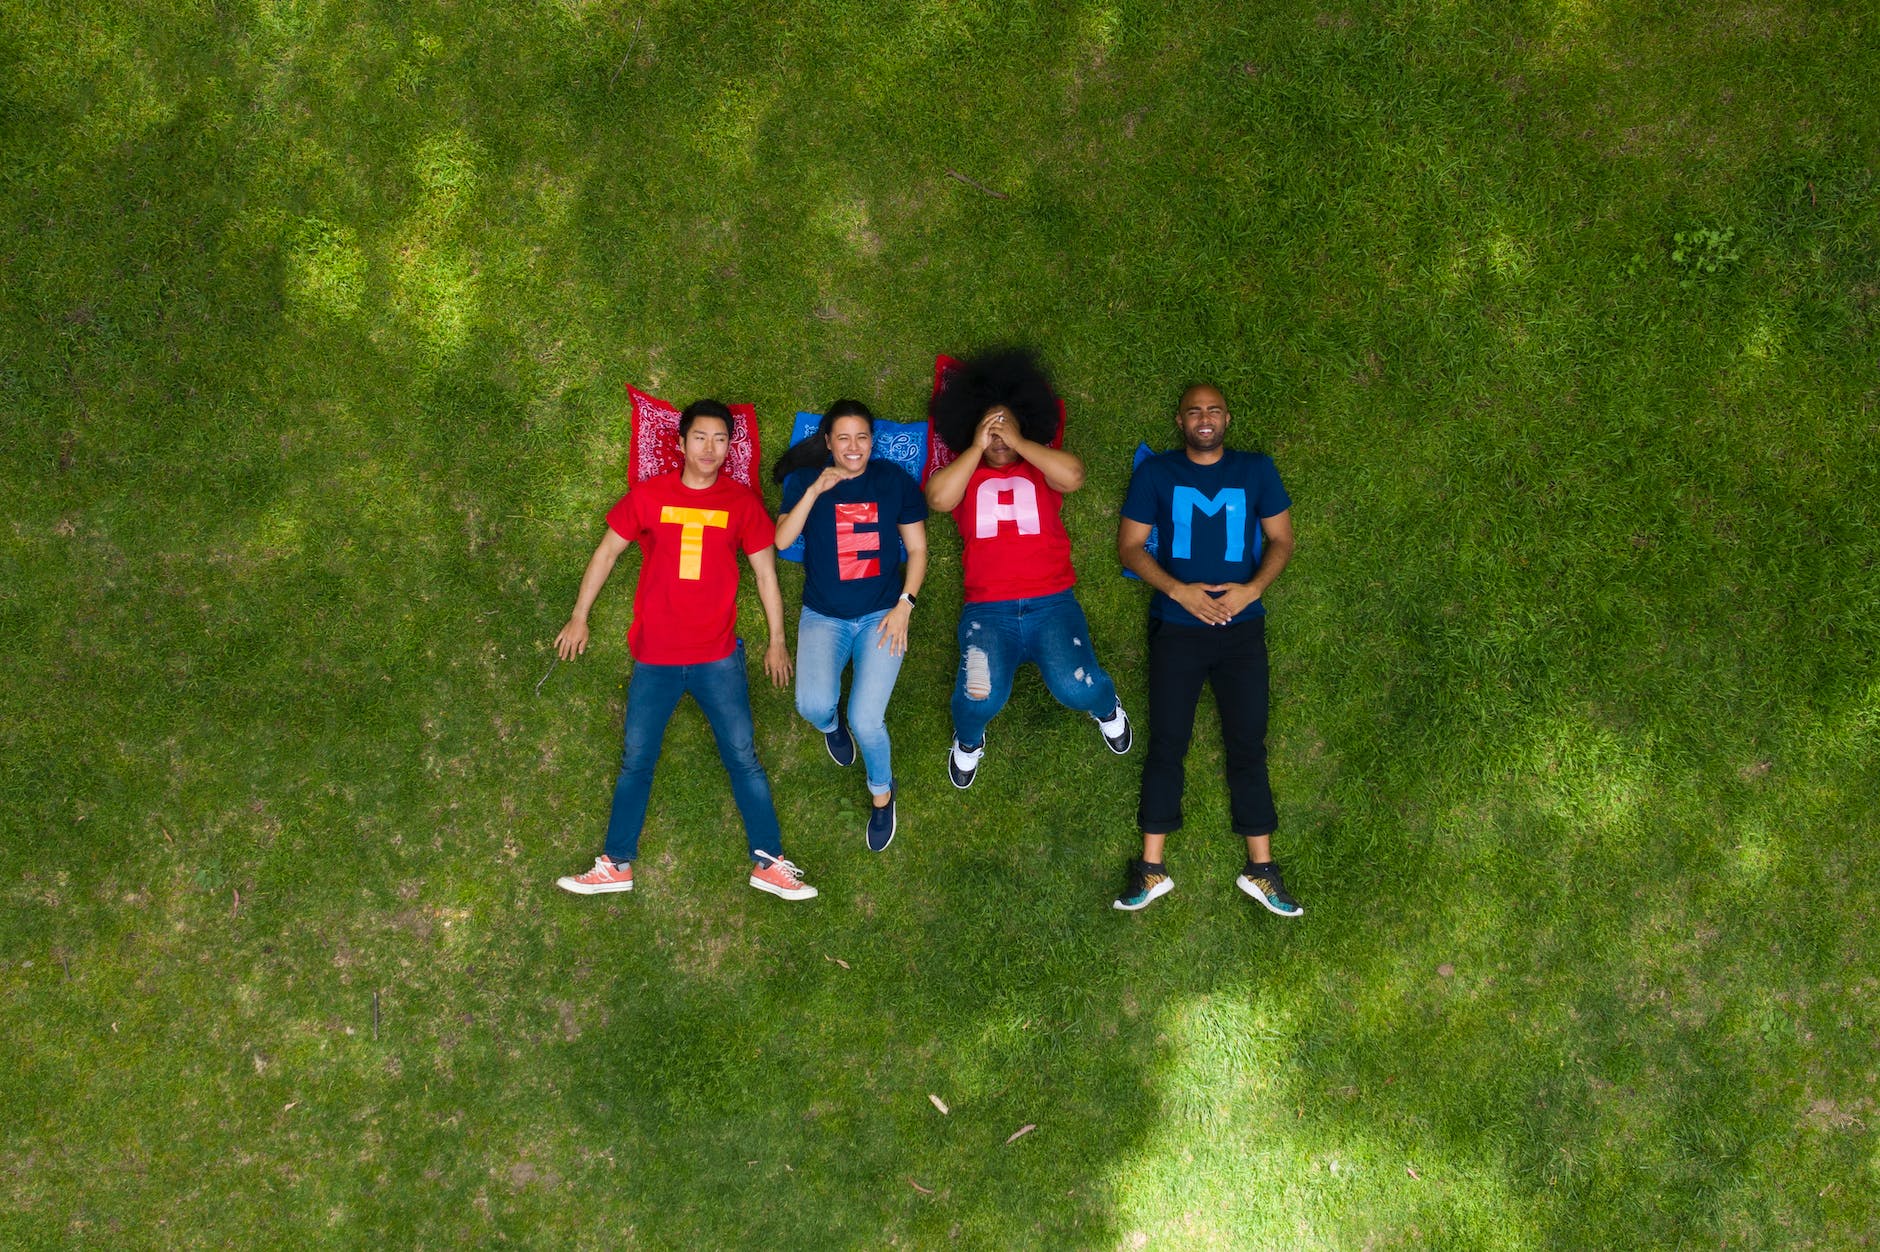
[
  {"left": 1236, "top": 861, "right": 1303, "bottom": 917},
  {"left": 1112, "top": 858, "right": 1173, "bottom": 911}
]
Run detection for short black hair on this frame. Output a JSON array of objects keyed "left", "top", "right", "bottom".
[{"left": 679, "top": 398, "right": 734, "bottom": 439}]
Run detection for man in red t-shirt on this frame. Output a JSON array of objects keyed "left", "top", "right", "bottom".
[
  {"left": 551, "top": 400, "right": 816, "bottom": 901},
  {"left": 924, "top": 350, "right": 1131, "bottom": 789}
]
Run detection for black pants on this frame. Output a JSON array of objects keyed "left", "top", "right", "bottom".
[{"left": 1137, "top": 615, "right": 1277, "bottom": 837}]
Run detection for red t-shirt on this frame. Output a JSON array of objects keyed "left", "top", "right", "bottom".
[
  {"left": 606, "top": 471, "right": 776, "bottom": 664},
  {"left": 950, "top": 460, "right": 1077, "bottom": 604}
]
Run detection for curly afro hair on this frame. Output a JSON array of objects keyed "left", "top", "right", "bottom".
[{"left": 930, "top": 347, "right": 1061, "bottom": 455}]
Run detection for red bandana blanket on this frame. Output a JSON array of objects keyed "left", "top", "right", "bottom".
[{"left": 627, "top": 385, "right": 763, "bottom": 487}]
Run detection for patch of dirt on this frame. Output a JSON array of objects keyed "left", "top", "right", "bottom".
[{"left": 1803, "top": 1096, "right": 1872, "bottom": 1131}]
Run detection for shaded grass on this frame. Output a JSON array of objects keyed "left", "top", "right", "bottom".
[{"left": 4, "top": 0, "right": 1879, "bottom": 1246}]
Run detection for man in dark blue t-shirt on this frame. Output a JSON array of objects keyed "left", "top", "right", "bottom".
[{"left": 1113, "top": 383, "right": 1302, "bottom": 917}]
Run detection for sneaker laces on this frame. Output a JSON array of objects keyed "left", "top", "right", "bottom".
[
  {"left": 1097, "top": 706, "right": 1128, "bottom": 735},
  {"left": 588, "top": 856, "right": 621, "bottom": 876},
  {"left": 757, "top": 855, "right": 804, "bottom": 884},
  {"left": 952, "top": 740, "right": 984, "bottom": 765}
]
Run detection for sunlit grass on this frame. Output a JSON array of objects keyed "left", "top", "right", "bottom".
[{"left": 3, "top": 0, "right": 1878, "bottom": 1247}]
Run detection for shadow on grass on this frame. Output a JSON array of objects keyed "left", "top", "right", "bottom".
[{"left": 4, "top": 0, "right": 1879, "bottom": 1247}]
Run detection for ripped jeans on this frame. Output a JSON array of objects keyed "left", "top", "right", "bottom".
[{"left": 950, "top": 590, "right": 1120, "bottom": 750}]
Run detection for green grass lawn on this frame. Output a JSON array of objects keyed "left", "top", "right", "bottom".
[{"left": 4, "top": 1, "right": 1878, "bottom": 1246}]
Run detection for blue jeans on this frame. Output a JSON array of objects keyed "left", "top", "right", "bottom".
[
  {"left": 951, "top": 590, "right": 1119, "bottom": 749},
  {"left": 795, "top": 606, "right": 903, "bottom": 796},
  {"left": 602, "top": 642, "right": 783, "bottom": 863}
]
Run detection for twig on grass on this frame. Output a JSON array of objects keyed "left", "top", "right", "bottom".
[
  {"left": 946, "top": 169, "right": 1008, "bottom": 200},
  {"left": 231, "top": 887, "right": 240, "bottom": 919},
  {"left": 57, "top": 949, "right": 70, "bottom": 981},
  {"left": 609, "top": 18, "right": 644, "bottom": 89},
  {"left": 1005, "top": 1123, "right": 1036, "bottom": 1144},
  {"left": 535, "top": 656, "right": 559, "bottom": 696},
  {"left": 372, "top": 990, "right": 380, "bottom": 1040},
  {"left": 909, "top": 1177, "right": 934, "bottom": 1195}
]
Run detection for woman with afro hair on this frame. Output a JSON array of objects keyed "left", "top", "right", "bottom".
[{"left": 923, "top": 348, "right": 1132, "bottom": 789}]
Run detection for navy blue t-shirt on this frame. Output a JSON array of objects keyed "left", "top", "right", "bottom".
[
  {"left": 1121, "top": 449, "right": 1292, "bottom": 626},
  {"left": 781, "top": 459, "right": 928, "bottom": 619}
]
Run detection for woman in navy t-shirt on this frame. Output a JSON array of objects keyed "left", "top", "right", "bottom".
[{"left": 773, "top": 401, "right": 929, "bottom": 851}]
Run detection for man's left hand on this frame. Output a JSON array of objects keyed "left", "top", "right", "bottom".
[
  {"left": 1205, "top": 582, "right": 1262, "bottom": 621},
  {"left": 764, "top": 638, "right": 794, "bottom": 688}
]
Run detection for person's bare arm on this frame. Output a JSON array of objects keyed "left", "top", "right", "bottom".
[
  {"left": 924, "top": 443, "right": 981, "bottom": 512},
  {"left": 1118, "top": 516, "right": 1236, "bottom": 626},
  {"left": 1007, "top": 431, "right": 1085, "bottom": 494},
  {"left": 773, "top": 466, "right": 853, "bottom": 550},
  {"left": 875, "top": 520, "right": 929, "bottom": 656},
  {"left": 555, "top": 528, "right": 633, "bottom": 658},
  {"left": 1209, "top": 509, "right": 1295, "bottom": 620},
  {"left": 746, "top": 544, "right": 794, "bottom": 687}
]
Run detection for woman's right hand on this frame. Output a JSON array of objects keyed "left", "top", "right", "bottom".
[{"left": 813, "top": 465, "right": 855, "bottom": 494}]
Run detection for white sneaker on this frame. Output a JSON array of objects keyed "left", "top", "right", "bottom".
[
  {"left": 948, "top": 737, "right": 985, "bottom": 789},
  {"left": 1095, "top": 705, "right": 1132, "bottom": 754}
]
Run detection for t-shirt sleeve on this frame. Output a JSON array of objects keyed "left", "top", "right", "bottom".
[
  {"left": 737, "top": 486, "right": 777, "bottom": 553},
  {"left": 1255, "top": 457, "right": 1293, "bottom": 518},
  {"left": 1120, "top": 460, "right": 1160, "bottom": 525},
  {"left": 891, "top": 465, "right": 928, "bottom": 524},
  {"left": 604, "top": 491, "right": 639, "bottom": 541},
  {"left": 780, "top": 470, "right": 807, "bottom": 516}
]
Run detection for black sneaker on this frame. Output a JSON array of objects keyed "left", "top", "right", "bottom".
[
  {"left": 1094, "top": 704, "right": 1132, "bottom": 754},
  {"left": 1236, "top": 861, "right": 1304, "bottom": 917},
  {"left": 1112, "top": 858, "right": 1173, "bottom": 911},
  {"left": 948, "top": 737, "right": 984, "bottom": 789},
  {"left": 866, "top": 788, "right": 896, "bottom": 852},
  {"left": 823, "top": 719, "right": 856, "bottom": 767}
]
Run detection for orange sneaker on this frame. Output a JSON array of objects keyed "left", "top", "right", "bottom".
[
  {"left": 749, "top": 853, "right": 818, "bottom": 901},
  {"left": 557, "top": 856, "right": 633, "bottom": 895}
]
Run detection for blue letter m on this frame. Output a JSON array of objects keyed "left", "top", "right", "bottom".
[{"left": 1170, "top": 487, "right": 1247, "bottom": 562}]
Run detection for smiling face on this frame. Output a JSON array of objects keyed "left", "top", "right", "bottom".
[
  {"left": 824, "top": 414, "right": 873, "bottom": 474},
  {"left": 680, "top": 415, "right": 730, "bottom": 480},
  {"left": 1176, "top": 386, "right": 1230, "bottom": 455},
  {"left": 982, "top": 405, "right": 1021, "bottom": 468}
]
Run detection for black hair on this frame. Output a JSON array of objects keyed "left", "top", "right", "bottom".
[
  {"left": 770, "top": 399, "right": 875, "bottom": 484},
  {"left": 930, "top": 347, "right": 1060, "bottom": 455},
  {"left": 679, "top": 398, "right": 734, "bottom": 439}
]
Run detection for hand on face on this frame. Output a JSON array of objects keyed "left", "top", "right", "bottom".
[{"left": 974, "top": 407, "right": 1020, "bottom": 465}]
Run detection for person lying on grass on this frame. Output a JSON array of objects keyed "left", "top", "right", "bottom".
[
  {"left": 553, "top": 399, "right": 817, "bottom": 901},
  {"left": 1113, "top": 383, "right": 1300, "bottom": 917},
  {"left": 772, "top": 401, "right": 929, "bottom": 853},
  {"left": 922, "top": 347, "right": 1132, "bottom": 789}
]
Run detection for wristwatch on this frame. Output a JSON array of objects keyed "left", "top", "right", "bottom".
[{"left": 899, "top": 592, "right": 917, "bottom": 608}]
